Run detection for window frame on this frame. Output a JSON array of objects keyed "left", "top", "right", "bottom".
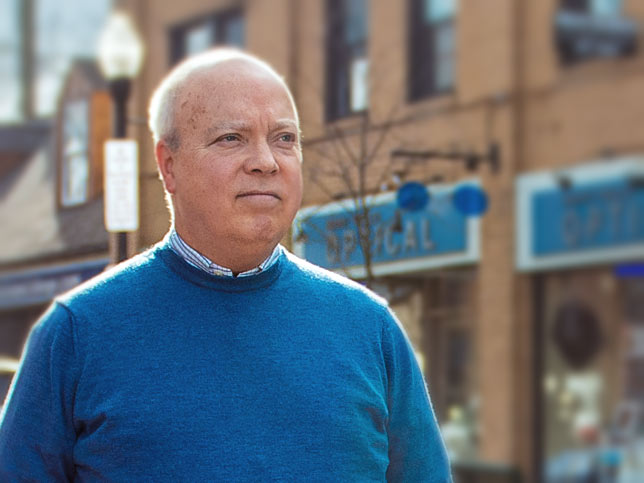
[
  {"left": 555, "top": 0, "right": 636, "bottom": 66},
  {"left": 407, "top": 0, "right": 457, "bottom": 102},
  {"left": 169, "top": 8, "right": 245, "bottom": 65},
  {"left": 560, "top": 0, "right": 623, "bottom": 15},
  {"left": 60, "top": 98, "right": 91, "bottom": 207},
  {"left": 325, "top": 0, "right": 369, "bottom": 122}
]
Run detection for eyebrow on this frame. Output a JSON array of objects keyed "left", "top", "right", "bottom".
[
  {"left": 272, "top": 119, "right": 299, "bottom": 132},
  {"left": 205, "top": 119, "right": 299, "bottom": 139},
  {"left": 204, "top": 122, "right": 249, "bottom": 139}
]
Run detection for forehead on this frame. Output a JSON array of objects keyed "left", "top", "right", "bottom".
[{"left": 176, "top": 60, "right": 297, "bottom": 123}]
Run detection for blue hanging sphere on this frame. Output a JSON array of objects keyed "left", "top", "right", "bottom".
[
  {"left": 453, "top": 184, "right": 488, "bottom": 216},
  {"left": 396, "top": 182, "right": 430, "bottom": 212}
]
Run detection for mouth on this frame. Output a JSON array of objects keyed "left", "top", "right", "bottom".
[{"left": 236, "top": 190, "right": 281, "bottom": 200}]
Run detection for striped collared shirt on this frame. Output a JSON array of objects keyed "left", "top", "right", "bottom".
[{"left": 168, "top": 229, "right": 281, "bottom": 278}]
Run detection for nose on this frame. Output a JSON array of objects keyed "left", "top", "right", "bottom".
[{"left": 244, "top": 140, "right": 279, "bottom": 175}]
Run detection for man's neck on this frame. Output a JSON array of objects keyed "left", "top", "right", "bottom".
[{"left": 170, "top": 228, "right": 278, "bottom": 275}]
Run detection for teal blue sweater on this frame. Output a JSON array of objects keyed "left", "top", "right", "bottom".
[{"left": 0, "top": 240, "right": 451, "bottom": 481}]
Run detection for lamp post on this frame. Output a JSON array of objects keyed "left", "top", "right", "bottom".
[
  {"left": 389, "top": 143, "right": 501, "bottom": 220},
  {"left": 97, "top": 11, "right": 144, "bottom": 263},
  {"left": 390, "top": 142, "right": 501, "bottom": 174}
]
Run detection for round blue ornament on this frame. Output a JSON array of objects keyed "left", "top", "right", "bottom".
[
  {"left": 396, "top": 182, "right": 430, "bottom": 212},
  {"left": 452, "top": 184, "right": 488, "bottom": 216}
]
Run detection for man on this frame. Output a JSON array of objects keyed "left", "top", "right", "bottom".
[{"left": 0, "top": 49, "right": 451, "bottom": 481}]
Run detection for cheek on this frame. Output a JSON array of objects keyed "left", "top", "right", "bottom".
[
  {"left": 185, "top": 158, "right": 231, "bottom": 194},
  {"left": 293, "top": 169, "right": 304, "bottom": 204},
  {"left": 284, "top": 178, "right": 303, "bottom": 221},
  {"left": 178, "top": 169, "right": 225, "bottom": 212},
  {"left": 285, "top": 161, "right": 303, "bottom": 192},
  {"left": 293, "top": 178, "right": 303, "bottom": 206}
]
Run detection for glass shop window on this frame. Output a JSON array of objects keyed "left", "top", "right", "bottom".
[
  {"left": 423, "top": 274, "right": 479, "bottom": 463},
  {"left": 541, "top": 271, "right": 644, "bottom": 482}
]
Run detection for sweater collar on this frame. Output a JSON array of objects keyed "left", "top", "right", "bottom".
[
  {"left": 167, "top": 228, "right": 282, "bottom": 278},
  {"left": 156, "top": 235, "right": 285, "bottom": 292}
]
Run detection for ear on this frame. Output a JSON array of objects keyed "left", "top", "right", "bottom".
[{"left": 155, "top": 140, "right": 177, "bottom": 194}]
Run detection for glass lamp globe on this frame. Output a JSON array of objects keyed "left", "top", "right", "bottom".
[{"left": 97, "top": 11, "right": 144, "bottom": 80}]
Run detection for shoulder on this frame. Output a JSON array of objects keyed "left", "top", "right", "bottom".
[
  {"left": 56, "top": 242, "right": 164, "bottom": 311},
  {"left": 281, "top": 250, "right": 391, "bottom": 314},
  {"left": 27, "top": 301, "right": 75, "bottom": 347}
]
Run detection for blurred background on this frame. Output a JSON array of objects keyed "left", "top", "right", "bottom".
[{"left": 1, "top": 0, "right": 643, "bottom": 481}]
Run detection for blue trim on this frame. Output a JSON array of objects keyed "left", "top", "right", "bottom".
[
  {"left": 614, "top": 263, "right": 644, "bottom": 278},
  {"left": 298, "top": 192, "right": 468, "bottom": 270},
  {"left": 0, "top": 258, "right": 109, "bottom": 309},
  {"left": 532, "top": 178, "right": 644, "bottom": 256}
]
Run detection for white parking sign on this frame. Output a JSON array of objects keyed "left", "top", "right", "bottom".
[{"left": 104, "top": 139, "right": 139, "bottom": 232}]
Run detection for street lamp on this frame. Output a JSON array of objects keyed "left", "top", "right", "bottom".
[
  {"left": 390, "top": 142, "right": 501, "bottom": 174},
  {"left": 389, "top": 143, "right": 501, "bottom": 219},
  {"left": 97, "top": 10, "right": 144, "bottom": 263}
]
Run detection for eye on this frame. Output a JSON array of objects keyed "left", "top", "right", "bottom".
[
  {"left": 276, "top": 133, "right": 297, "bottom": 144},
  {"left": 208, "top": 133, "right": 242, "bottom": 147},
  {"left": 220, "top": 134, "right": 240, "bottom": 143},
  {"left": 205, "top": 129, "right": 245, "bottom": 147}
]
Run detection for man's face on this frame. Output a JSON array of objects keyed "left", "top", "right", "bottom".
[{"left": 158, "top": 61, "right": 303, "bottom": 265}]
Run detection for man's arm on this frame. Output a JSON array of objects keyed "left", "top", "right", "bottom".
[
  {"left": 382, "top": 309, "right": 452, "bottom": 482},
  {"left": 0, "top": 302, "right": 79, "bottom": 480}
]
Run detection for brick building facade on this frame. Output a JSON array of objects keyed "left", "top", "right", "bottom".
[{"left": 118, "top": 1, "right": 644, "bottom": 480}]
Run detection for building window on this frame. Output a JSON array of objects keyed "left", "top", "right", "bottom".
[
  {"left": 539, "top": 272, "right": 644, "bottom": 482},
  {"left": 170, "top": 9, "right": 244, "bottom": 64},
  {"left": 326, "top": 0, "right": 368, "bottom": 121},
  {"left": 0, "top": 0, "right": 111, "bottom": 122},
  {"left": 61, "top": 99, "right": 89, "bottom": 207},
  {"left": 560, "top": 0, "right": 621, "bottom": 15},
  {"left": 423, "top": 274, "right": 479, "bottom": 462},
  {"left": 555, "top": 0, "right": 637, "bottom": 65},
  {"left": 408, "top": 0, "right": 457, "bottom": 102}
]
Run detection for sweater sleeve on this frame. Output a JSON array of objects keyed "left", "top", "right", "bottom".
[
  {"left": 381, "top": 307, "right": 452, "bottom": 482},
  {"left": 0, "top": 302, "right": 79, "bottom": 480}
]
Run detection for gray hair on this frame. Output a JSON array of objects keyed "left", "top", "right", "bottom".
[{"left": 148, "top": 47, "right": 297, "bottom": 151}]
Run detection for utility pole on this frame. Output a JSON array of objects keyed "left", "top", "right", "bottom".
[{"left": 19, "top": 0, "right": 35, "bottom": 120}]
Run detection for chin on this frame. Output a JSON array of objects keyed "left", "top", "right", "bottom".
[{"left": 240, "top": 218, "right": 287, "bottom": 245}]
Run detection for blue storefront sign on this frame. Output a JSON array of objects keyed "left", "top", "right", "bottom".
[
  {"left": 0, "top": 258, "right": 108, "bottom": 310},
  {"left": 293, "top": 184, "right": 480, "bottom": 278},
  {"left": 517, "top": 158, "right": 644, "bottom": 271},
  {"left": 533, "top": 179, "right": 644, "bottom": 255}
]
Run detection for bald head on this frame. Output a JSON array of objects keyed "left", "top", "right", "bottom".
[
  {"left": 151, "top": 49, "right": 303, "bottom": 272},
  {"left": 148, "top": 48, "right": 298, "bottom": 151}
]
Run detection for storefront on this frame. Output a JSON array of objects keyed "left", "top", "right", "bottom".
[
  {"left": 517, "top": 157, "right": 644, "bottom": 481},
  {"left": 0, "top": 258, "right": 108, "bottom": 403},
  {"left": 293, "top": 181, "right": 484, "bottom": 462},
  {"left": 0, "top": 59, "right": 112, "bottom": 406}
]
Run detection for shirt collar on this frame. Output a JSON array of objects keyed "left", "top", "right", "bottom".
[{"left": 168, "top": 228, "right": 281, "bottom": 278}]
